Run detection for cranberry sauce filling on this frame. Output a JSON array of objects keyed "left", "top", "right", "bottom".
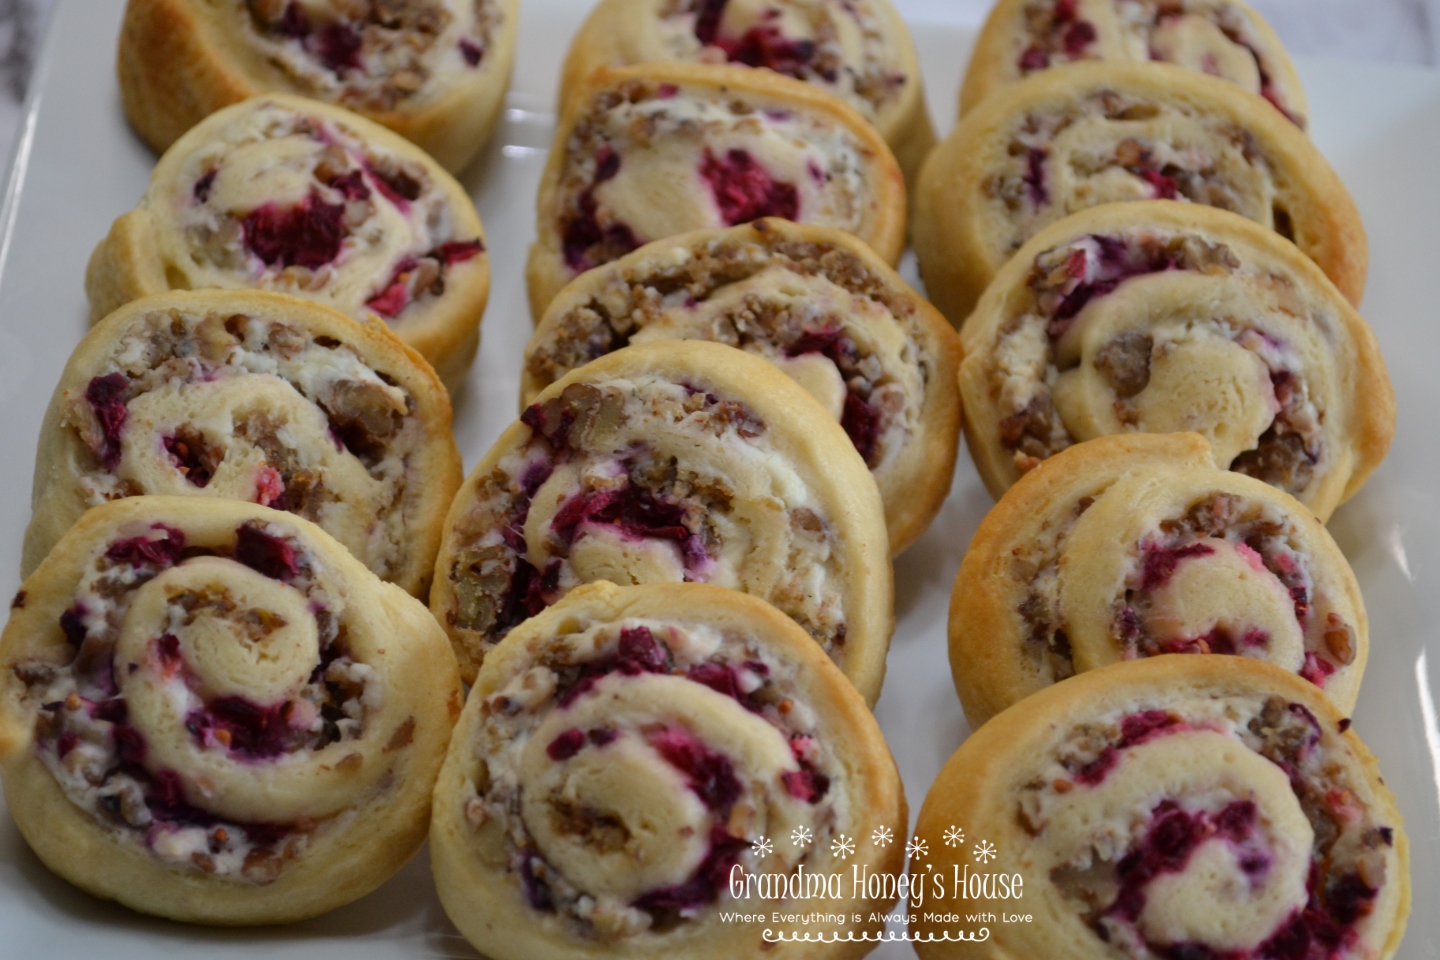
[
  {"left": 556, "top": 625, "right": 671, "bottom": 707},
  {"left": 647, "top": 726, "right": 742, "bottom": 814},
  {"left": 186, "top": 697, "right": 295, "bottom": 758},
  {"left": 241, "top": 193, "right": 348, "bottom": 269},
  {"left": 106, "top": 524, "right": 187, "bottom": 568},
  {"left": 633, "top": 825, "right": 750, "bottom": 913},
  {"left": 233, "top": 523, "right": 299, "bottom": 581},
  {"left": 785, "top": 328, "right": 884, "bottom": 466},
  {"left": 691, "top": 0, "right": 826, "bottom": 80},
  {"left": 364, "top": 237, "right": 486, "bottom": 319},
  {"left": 700, "top": 148, "right": 800, "bottom": 226},
  {"left": 1045, "top": 235, "right": 1189, "bottom": 339},
  {"left": 1077, "top": 710, "right": 1186, "bottom": 786},
  {"left": 85, "top": 373, "right": 130, "bottom": 470},
  {"left": 1017, "top": 0, "right": 1097, "bottom": 73},
  {"left": 1140, "top": 542, "right": 1217, "bottom": 590},
  {"left": 563, "top": 147, "right": 639, "bottom": 272},
  {"left": 550, "top": 481, "right": 710, "bottom": 570}
]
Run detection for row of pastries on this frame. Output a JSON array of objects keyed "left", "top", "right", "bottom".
[{"left": 0, "top": 0, "right": 1414, "bottom": 959}]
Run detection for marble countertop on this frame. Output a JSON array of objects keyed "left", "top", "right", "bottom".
[{"left": 0, "top": 0, "right": 1436, "bottom": 172}]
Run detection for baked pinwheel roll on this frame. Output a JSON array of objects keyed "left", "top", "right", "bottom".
[
  {"left": 86, "top": 94, "right": 490, "bottom": 392},
  {"left": 949, "top": 432, "right": 1369, "bottom": 728},
  {"left": 914, "top": 63, "right": 1366, "bottom": 323},
  {"left": 557, "top": 0, "right": 937, "bottom": 185},
  {"left": 961, "top": 0, "right": 1306, "bottom": 128},
  {"left": 956, "top": 202, "right": 1393, "bottom": 516},
  {"left": 432, "top": 581, "right": 906, "bottom": 958},
  {"left": 527, "top": 62, "right": 907, "bottom": 320},
  {"left": 430, "top": 340, "right": 893, "bottom": 703},
  {"left": 117, "top": 0, "right": 520, "bottom": 173},
  {"left": 912, "top": 657, "right": 1410, "bottom": 960},
  {"left": 523, "top": 219, "right": 962, "bottom": 554},
  {"left": 0, "top": 497, "right": 463, "bottom": 924},
  {"left": 23, "top": 290, "right": 462, "bottom": 598}
]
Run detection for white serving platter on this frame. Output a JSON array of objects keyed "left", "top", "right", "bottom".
[{"left": 0, "top": 2, "right": 1435, "bottom": 958}]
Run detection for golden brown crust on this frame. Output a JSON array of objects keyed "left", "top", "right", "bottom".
[
  {"left": 949, "top": 433, "right": 1369, "bottom": 728},
  {"left": 528, "top": 62, "right": 908, "bottom": 322},
  {"left": 85, "top": 93, "right": 490, "bottom": 395},
  {"left": 959, "top": 0, "right": 1307, "bottom": 127},
  {"left": 0, "top": 497, "right": 462, "bottom": 924},
  {"left": 116, "top": 0, "right": 520, "bottom": 173},
  {"left": 954, "top": 201, "right": 1393, "bottom": 515},
  {"left": 556, "top": 0, "right": 937, "bottom": 186},
  {"left": 913, "top": 656, "right": 1410, "bottom": 960},
  {"left": 24, "top": 289, "right": 462, "bottom": 598},
  {"left": 523, "top": 218, "right": 962, "bottom": 554},
  {"left": 432, "top": 580, "right": 906, "bottom": 959},
  {"left": 430, "top": 340, "right": 894, "bottom": 703},
  {"left": 914, "top": 62, "right": 1367, "bottom": 325}
]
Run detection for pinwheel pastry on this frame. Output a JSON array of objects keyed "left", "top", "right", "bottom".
[
  {"left": 955, "top": 202, "right": 1392, "bottom": 515},
  {"left": 430, "top": 340, "right": 893, "bottom": 703},
  {"left": 527, "top": 62, "right": 907, "bottom": 320},
  {"left": 23, "top": 290, "right": 462, "bottom": 598},
  {"left": 86, "top": 94, "right": 490, "bottom": 392},
  {"left": 0, "top": 497, "right": 463, "bottom": 924},
  {"left": 948, "top": 433, "right": 1370, "bottom": 729},
  {"left": 912, "top": 656, "right": 1410, "bottom": 960},
  {"left": 523, "top": 219, "right": 962, "bottom": 554},
  {"left": 913, "top": 63, "right": 1366, "bottom": 324},
  {"left": 960, "top": 0, "right": 1306, "bottom": 128},
  {"left": 117, "top": 0, "right": 520, "bottom": 173},
  {"left": 557, "top": 0, "right": 937, "bottom": 185},
  {"left": 431, "top": 581, "right": 906, "bottom": 958}
]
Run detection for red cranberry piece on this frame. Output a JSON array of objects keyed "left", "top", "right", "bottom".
[
  {"left": 1325, "top": 873, "right": 1377, "bottom": 926},
  {"left": 1062, "top": 20, "right": 1097, "bottom": 56},
  {"left": 1120, "top": 709, "right": 1179, "bottom": 745},
  {"left": 1215, "top": 800, "right": 1257, "bottom": 840},
  {"left": 459, "top": 38, "right": 483, "bottom": 66},
  {"left": 1024, "top": 148, "right": 1049, "bottom": 207},
  {"left": 242, "top": 193, "right": 348, "bottom": 269},
  {"left": 1019, "top": 46, "right": 1050, "bottom": 71},
  {"left": 278, "top": 2, "right": 309, "bottom": 37},
  {"left": 724, "top": 26, "right": 815, "bottom": 77},
  {"left": 648, "top": 727, "right": 742, "bottom": 814},
  {"left": 1076, "top": 746, "right": 1119, "bottom": 786},
  {"left": 189, "top": 696, "right": 292, "bottom": 758},
  {"left": 234, "top": 523, "right": 299, "bottom": 581},
  {"left": 59, "top": 605, "right": 88, "bottom": 646},
  {"left": 93, "top": 698, "right": 128, "bottom": 724},
  {"left": 1140, "top": 542, "right": 1216, "bottom": 590},
  {"left": 841, "top": 393, "right": 882, "bottom": 467},
  {"left": 618, "top": 626, "right": 668, "bottom": 674},
  {"left": 562, "top": 188, "right": 639, "bottom": 272},
  {"left": 1054, "top": 0, "right": 1078, "bottom": 21},
  {"left": 700, "top": 148, "right": 799, "bottom": 225},
  {"left": 687, "top": 662, "right": 740, "bottom": 699},
  {"left": 781, "top": 766, "right": 830, "bottom": 803},
  {"left": 588, "top": 727, "right": 619, "bottom": 747},
  {"left": 56, "top": 732, "right": 78, "bottom": 758},
  {"left": 1300, "top": 653, "right": 1335, "bottom": 688},
  {"left": 106, "top": 524, "right": 186, "bottom": 568},
  {"left": 520, "top": 851, "right": 556, "bottom": 911},
  {"left": 113, "top": 724, "right": 147, "bottom": 766},
  {"left": 546, "top": 728, "right": 587, "bottom": 760},
  {"left": 1141, "top": 167, "right": 1180, "bottom": 200},
  {"left": 85, "top": 373, "right": 130, "bottom": 470},
  {"left": 432, "top": 239, "right": 485, "bottom": 264},
  {"left": 365, "top": 265, "right": 414, "bottom": 319},
  {"left": 313, "top": 21, "right": 362, "bottom": 74},
  {"left": 693, "top": 0, "right": 728, "bottom": 45},
  {"left": 634, "top": 825, "right": 748, "bottom": 912},
  {"left": 325, "top": 169, "right": 370, "bottom": 202}
]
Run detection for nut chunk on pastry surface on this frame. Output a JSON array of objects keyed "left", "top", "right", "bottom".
[
  {"left": 955, "top": 203, "right": 1392, "bottom": 518},
  {"left": 87, "top": 95, "right": 490, "bottom": 392},
  {"left": 528, "top": 62, "right": 906, "bottom": 320},
  {"left": 0, "top": 497, "right": 462, "bottom": 925},
  {"left": 913, "top": 657, "right": 1409, "bottom": 960},
  {"left": 558, "top": 0, "right": 937, "bottom": 184},
  {"left": 525, "top": 220, "right": 961, "bottom": 554},
  {"left": 961, "top": 0, "right": 1306, "bottom": 128},
  {"left": 949, "top": 433, "right": 1369, "bottom": 728},
  {"left": 431, "top": 581, "right": 906, "bottom": 959},
  {"left": 24, "top": 290, "right": 462, "bottom": 598},
  {"left": 430, "top": 340, "right": 893, "bottom": 704},
  {"left": 117, "top": 0, "right": 519, "bottom": 173},
  {"left": 914, "top": 63, "right": 1366, "bottom": 323}
]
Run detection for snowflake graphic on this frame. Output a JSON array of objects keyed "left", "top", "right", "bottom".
[
  {"left": 871, "top": 825, "right": 894, "bottom": 847},
  {"left": 790, "top": 826, "right": 813, "bottom": 848},
  {"left": 906, "top": 836, "right": 928, "bottom": 860},
  {"left": 830, "top": 834, "right": 856, "bottom": 859},
  {"left": 973, "top": 839, "right": 998, "bottom": 864},
  {"left": 751, "top": 836, "right": 772, "bottom": 859},
  {"left": 943, "top": 826, "right": 965, "bottom": 848}
]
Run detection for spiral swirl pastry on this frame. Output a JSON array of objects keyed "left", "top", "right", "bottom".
[
  {"left": 524, "top": 219, "right": 962, "bottom": 554},
  {"left": 23, "top": 290, "right": 462, "bottom": 598},
  {"left": 527, "top": 62, "right": 907, "bottom": 320},
  {"left": 949, "top": 433, "right": 1369, "bottom": 729},
  {"left": 557, "top": 0, "right": 937, "bottom": 185},
  {"left": 912, "top": 657, "right": 1409, "bottom": 960},
  {"left": 117, "top": 0, "right": 519, "bottom": 173},
  {"left": 961, "top": 0, "right": 1305, "bottom": 128},
  {"left": 0, "top": 497, "right": 462, "bottom": 924},
  {"left": 913, "top": 63, "right": 1366, "bottom": 324},
  {"left": 86, "top": 94, "right": 490, "bottom": 392},
  {"left": 954, "top": 202, "right": 1392, "bottom": 516},
  {"left": 431, "top": 581, "right": 905, "bottom": 958},
  {"left": 431, "top": 340, "right": 893, "bottom": 702}
]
